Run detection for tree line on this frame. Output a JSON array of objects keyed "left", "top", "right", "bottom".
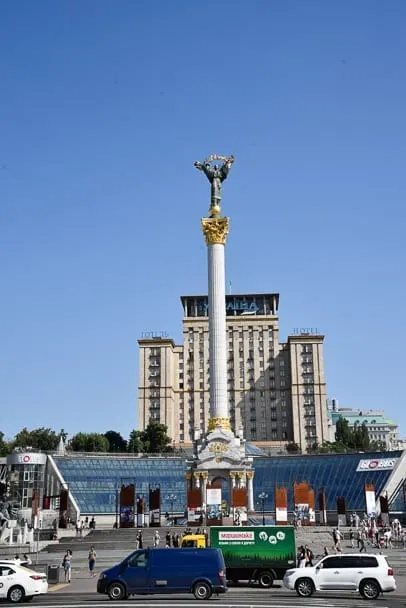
[
  {"left": 0, "top": 421, "right": 173, "bottom": 456},
  {"left": 286, "top": 417, "right": 387, "bottom": 454}
]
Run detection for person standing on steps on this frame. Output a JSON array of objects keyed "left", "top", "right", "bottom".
[
  {"left": 62, "top": 549, "right": 72, "bottom": 583},
  {"left": 88, "top": 545, "right": 97, "bottom": 577},
  {"left": 137, "top": 530, "right": 143, "bottom": 549},
  {"left": 154, "top": 530, "right": 160, "bottom": 547}
]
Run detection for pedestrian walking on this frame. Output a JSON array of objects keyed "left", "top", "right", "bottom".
[
  {"left": 154, "top": 530, "right": 160, "bottom": 547},
  {"left": 333, "top": 528, "right": 342, "bottom": 553},
  {"left": 305, "top": 545, "right": 314, "bottom": 567},
  {"left": 350, "top": 530, "right": 355, "bottom": 549},
  {"left": 297, "top": 546, "right": 306, "bottom": 568},
  {"left": 137, "top": 530, "right": 143, "bottom": 549},
  {"left": 88, "top": 545, "right": 97, "bottom": 577}
]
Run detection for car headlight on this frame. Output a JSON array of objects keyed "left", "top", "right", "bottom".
[{"left": 99, "top": 573, "right": 106, "bottom": 579}]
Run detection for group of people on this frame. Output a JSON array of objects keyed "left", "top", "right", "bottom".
[
  {"left": 75, "top": 517, "right": 96, "bottom": 537},
  {"left": 13, "top": 554, "right": 32, "bottom": 566},
  {"left": 296, "top": 545, "right": 315, "bottom": 567},
  {"left": 62, "top": 545, "right": 97, "bottom": 583}
]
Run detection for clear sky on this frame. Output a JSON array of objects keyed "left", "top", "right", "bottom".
[{"left": 1, "top": 0, "right": 406, "bottom": 441}]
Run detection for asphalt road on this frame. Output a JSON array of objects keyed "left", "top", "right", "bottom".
[
  {"left": 1, "top": 584, "right": 402, "bottom": 608},
  {"left": 1, "top": 589, "right": 401, "bottom": 608}
]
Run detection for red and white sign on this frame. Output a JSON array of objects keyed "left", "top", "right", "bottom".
[
  {"left": 7, "top": 453, "right": 47, "bottom": 466},
  {"left": 356, "top": 458, "right": 398, "bottom": 472}
]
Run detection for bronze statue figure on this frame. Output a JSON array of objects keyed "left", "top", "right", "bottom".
[{"left": 194, "top": 154, "right": 235, "bottom": 216}]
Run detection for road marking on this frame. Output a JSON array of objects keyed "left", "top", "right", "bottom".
[
  {"left": 19, "top": 604, "right": 389, "bottom": 608},
  {"left": 48, "top": 584, "right": 70, "bottom": 592}
]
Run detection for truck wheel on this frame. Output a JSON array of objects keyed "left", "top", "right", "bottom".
[
  {"left": 258, "top": 570, "right": 274, "bottom": 588},
  {"left": 108, "top": 582, "right": 127, "bottom": 600},
  {"left": 295, "top": 578, "right": 314, "bottom": 597},
  {"left": 360, "top": 579, "right": 380, "bottom": 600},
  {"left": 193, "top": 581, "right": 212, "bottom": 600}
]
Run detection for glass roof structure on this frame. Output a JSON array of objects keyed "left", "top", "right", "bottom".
[{"left": 54, "top": 450, "right": 404, "bottom": 515}]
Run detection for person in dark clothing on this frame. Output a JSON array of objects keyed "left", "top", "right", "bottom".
[{"left": 137, "top": 530, "right": 143, "bottom": 549}]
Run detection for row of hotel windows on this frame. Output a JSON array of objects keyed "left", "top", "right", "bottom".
[{"left": 148, "top": 343, "right": 313, "bottom": 358}]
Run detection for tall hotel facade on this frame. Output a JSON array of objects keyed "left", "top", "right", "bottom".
[{"left": 138, "top": 293, "right": 329, "bottom": 452}]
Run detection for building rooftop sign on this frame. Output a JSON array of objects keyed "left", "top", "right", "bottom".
[
  {"left": 181, "top": 294, "right": 279, "bottom": 318},
  {"left": 7, "top": 452, "right": 47, "bottom": 466},
  {"left": 356, "top": 458, "right": 398, "bottom": 472}
]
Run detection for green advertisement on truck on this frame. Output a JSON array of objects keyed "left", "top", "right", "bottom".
[{"left": 181, "top": 526, "right": 296, "bottom": 588}]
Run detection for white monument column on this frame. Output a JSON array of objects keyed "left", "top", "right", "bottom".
[
  {"left": 247, "top": 471, "right": 255, "bottom": 511},
  {"left": 202, "top": 216, "right": 231, "bottom": 431}
]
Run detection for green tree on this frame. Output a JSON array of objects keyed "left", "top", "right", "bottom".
[
  {"left": 369, "top": 439, "right": 387, "bottom": 452},
  {"left": 286, "top": 442, "right": 300, "bottom": 454},
  {"left": 70, "top": 432, "right": 109, "bottom": 452},
  {"left": 0, "top": 432, "right": 12, "bottom": 456},
  {"left": 335, "top": 417, "right": 351, "bottom": 445},
  {"left": 104, "top": 430, "right": 127, "bottom": 452},
  {"left": 127, "top": 430, "right": 145, "bottom": 453},
  {"left": 14, "top": 427, "right": 59, "bottom": 451},
  {"left": 141, "top": 421, "right": 172, "bottom": 453}
]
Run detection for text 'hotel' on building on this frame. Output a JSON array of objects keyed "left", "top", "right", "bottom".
[{"left": 138, "top": 293, "right": 329, "bottom": 452}]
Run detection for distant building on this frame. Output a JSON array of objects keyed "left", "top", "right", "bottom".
[
  {"left": 138, "top": 293, "right": 329, "bottom": 452},
  {"left": 327, "top": 400, "right": 399, "bottom": 450}
]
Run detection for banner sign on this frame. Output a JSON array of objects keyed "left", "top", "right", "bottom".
[
  {"left": 365, "top": 486, "right": 376, "bottom": 517},
  {"left": 356, "top": 458, "right": 398, "bottom": 472},
  {"left": 206, "top": 487, "right": 222, "bottom": 523},
  {"left": 276, "top": 507, "right": 288, "bottom": 522},
  {"left": 149, "top": 487, "right": 160, "bottom": 527},
  {"left": 120, "top": 483, "right": 135, "bottom": 528}
]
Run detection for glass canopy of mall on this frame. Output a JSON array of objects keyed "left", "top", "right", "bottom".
[{"left": 54, "top": 450, "right": 405, "bottom": 515}]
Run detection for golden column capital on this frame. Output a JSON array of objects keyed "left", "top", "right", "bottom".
[
  {"left": 207, "top": 416, "right": 232, "bottom": 432},
  {"left": 201, "top": 217, "right": 230, "bottom": 246},
  {"left": 246, "top": 471, "right": 255, "bottom": 480}
]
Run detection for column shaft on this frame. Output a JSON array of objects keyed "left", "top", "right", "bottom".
[{"left": 208, "top": 243, "right": 228, "bottom": 420}]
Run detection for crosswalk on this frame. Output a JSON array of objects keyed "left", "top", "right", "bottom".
[{"left": 24, "top": 596, "right": 389, "bottom": 608}]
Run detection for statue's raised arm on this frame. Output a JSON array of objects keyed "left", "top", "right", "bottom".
[
  {"left": 220, "top": 155, "right": 235, "bottom": 180},
  {"left": 194, "top": 160, "right": 214, "bottom": 181}
]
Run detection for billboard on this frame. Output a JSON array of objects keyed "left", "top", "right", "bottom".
[
  {"left": 356, "top": 458, "right": 398, "bottom": 472},
  {"left": 120, "top": 483, "right": 135, "bottom": 528},
  {"left": 365, "top": 484, "right": 376, "bottom": 517},
  {"left": 206, "top": 487, "right": 222, "bottom": 524},
  {"left": 149, "top": 487, "right": 160, "bottom": 527},
  {"left": 211, "top": 525, "right": 296, "bottom": 568},
  {"left": 59, "top": 488, "right": 68, "bottom": 529},
  {"left": 7, "top": 453, "right": 47, "bottom": 466}
]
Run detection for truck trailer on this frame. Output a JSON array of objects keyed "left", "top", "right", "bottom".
[{"left": 181, "top": 525, "right": 296, "bottom": 588}]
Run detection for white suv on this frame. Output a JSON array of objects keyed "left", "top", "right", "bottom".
[{"left": 283, "top": 553, "right": 396, "bottom": 600}]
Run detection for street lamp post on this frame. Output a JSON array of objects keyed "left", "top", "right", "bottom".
[
  {"left": 166, "top": 494, "right": 177, "bottom": 525},
  {"left": 258, "top": 492, "right": 268, "bottom": 526}
]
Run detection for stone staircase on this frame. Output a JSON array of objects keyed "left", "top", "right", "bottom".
[{"left": 43, "top": 526, "right": 186, "bottom": 554}]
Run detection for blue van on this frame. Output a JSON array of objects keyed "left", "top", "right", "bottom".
[{"left": 97, "top": 547, "right": 227, "bottom": 600}]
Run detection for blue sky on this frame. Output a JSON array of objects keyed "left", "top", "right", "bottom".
[{"left": 1, "top": 0, "right": 406, "bottom": 440}]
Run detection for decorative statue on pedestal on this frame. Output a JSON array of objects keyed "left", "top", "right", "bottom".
[{"left": 194, "top": 154, "right": 235, "bottom": 217}]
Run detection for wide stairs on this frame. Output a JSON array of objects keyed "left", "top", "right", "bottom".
[{"left": 42, "top": 525, "right": 406, "bottom": 574}]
